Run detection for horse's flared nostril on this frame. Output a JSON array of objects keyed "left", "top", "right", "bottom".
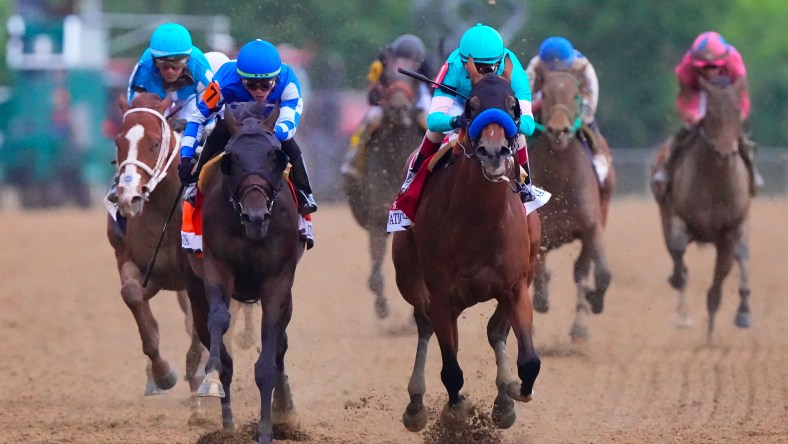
[
  {"left": 476, "top": 146, "right": 489, "bottom": 158},
  {"left": 500, "top": 146, "right": 512, "bottom": 158}
]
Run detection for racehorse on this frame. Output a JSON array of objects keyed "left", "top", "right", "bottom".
[
  {"left": 107, "top": 93, "right": 208, "bottom": 419},
  {"left": 184, "top": 103, "right": 305, "bottom": 444},
  {"left": 392, "top": 55, "right": 541, "bottom": 433},
  {"left": 650, "top": 75, "right": 752, "bottom": 341},
  {"left": 344, "top": 55, "right": 424, "bottom": 318},
  {"left": 529, "top": 71, "right": 616, "bottom": 341}
]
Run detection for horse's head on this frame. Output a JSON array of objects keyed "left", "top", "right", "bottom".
[
  {"left": 540, "top": 71, "right": 582, "bottom": 151},
  {"left": 463, "top": 55, "right": 520, "bottom": 181},
  {"left": 115, "top": 93, "right": 175, "bottom": 217},
  {"left": 698, "top": 75, "right": 744, "bottom": 159},
  {"left": 221, "top": 103, "right": 288, "bottom": 241},
  {"left": 378, "top": 54, "right": 421, "bottom": 127}
]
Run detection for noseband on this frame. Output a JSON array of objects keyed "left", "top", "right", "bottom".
[
  {"left": 230, "top": 181, "right": 278, "bottom": 224},
  {"left": 117, "top": 107, "right": 181, "bottom": 199}
]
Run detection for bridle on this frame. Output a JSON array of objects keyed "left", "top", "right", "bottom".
[
  {"left": 117, "top": 107, "right": 181, "bottom": 200},
  {"left": 230, "top": 180, "right": 278, "bottom": 224}
]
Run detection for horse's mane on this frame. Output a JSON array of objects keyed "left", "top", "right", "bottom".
[
  {"left": 130, "top": 92, "right": 165, "bottom": 109},
  {"left": 226, "top": 102, "right": 277, "bottom": 132}
]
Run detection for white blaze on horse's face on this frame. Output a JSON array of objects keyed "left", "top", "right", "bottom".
[
  {"left": 477, "top": 125, "right": 512, "bottom": 181},
  {"left": 118, "top": 124, "right": 145, "bottom": 216}
]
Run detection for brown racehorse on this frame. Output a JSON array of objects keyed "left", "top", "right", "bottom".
[
  {"left": 107, "top": 93, "right": 208, "bottom": 419},
  {"left": 184, "top": 104, "right": 305, "bottom": 444},
  {"left": 529, "top": 71, "right": 616, "bottom": 342},
  {"left": 651, "top": 75, "right": 752, "bottom": 341},
  {"left": 344, "top": 56, "right": 424, "bottom": 318},
  {"left": 392, "top": 55, "right": 541, "bottom": 433}
]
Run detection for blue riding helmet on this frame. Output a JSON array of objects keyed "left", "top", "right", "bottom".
[
  {"left": 539, "top": 36, "right": 575, "bottom": 71},
  {"left": 236, "top": 39, "right": 282, "bottom": 79},
  {"left": 149, "top": 23, "right": 192, "bottom": 58},
  {"left": 459, "top": 23, "right": 504, "bottom": 65}
]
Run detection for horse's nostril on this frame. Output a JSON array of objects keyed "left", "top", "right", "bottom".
[
  {"left": 240, "top": 213, "right": 253, "bottom": 225},
  {"left": 477, "top": 146, "right": 489, "bottom": 157},
  {"left": 500, "top": 147, "right": 512, "bottom": 158}
]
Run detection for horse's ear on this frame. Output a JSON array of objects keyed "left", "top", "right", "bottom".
[
  {"left": 465, "top": 56, "right": 484, "bottom": 84},
  {"left": 220, "top": 152, "right": 233, "bottom": 176},
  {"left": 155, "top": 95, "right": 173, "bottom": 115},
  {"left": 223, "top": 105, "right": 241, "bottom": 134},
  {"left": 261, "top": 104, "right": 280, "bottom": 132},
  {"left": 118, "top": 94, "right": 131, "bottom": 114},
  {"left": 502, "top": 54, "right": 513, "bottom": 83}
]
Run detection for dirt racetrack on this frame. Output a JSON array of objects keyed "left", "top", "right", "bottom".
[{"left": 1, "top": 197, "right": 786, "bottom": 444}]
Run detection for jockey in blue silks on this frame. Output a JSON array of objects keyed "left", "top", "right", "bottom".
[
  {"left": 106, "top": 22, "right": 213, "bottom": 204},
  {"left": 398, "top": 23, "right": 537, "bottom": 203},
  {"left": 178, "top": 39, "right": 317, "bottom": 215}
]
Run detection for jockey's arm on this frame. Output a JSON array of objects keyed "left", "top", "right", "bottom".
[
  {"left": 180, "top": 81, "right": 221, "bottom": 158},
  {"left": 273, "top": 79, "right": 303, "bottom": 142},
  {"left": 126, "top": 62, "right": 144, "bottom": 105},
  {"left": 425, "top": 92, "right": 455, "bottom": 133},
  {"left": 509, "top": 55, "right": 536, "bottom": 136},
  {"left": 581, "top": 62, "right": 599, "bottom": 123},
  {"left": 676, "top": 81, "right": 701, "bottom": 125},
  {"left": 738, "top": 76, "right": 751, "bottom": 122}
]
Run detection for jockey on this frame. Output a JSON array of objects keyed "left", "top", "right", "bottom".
[
  {"left": 106, "top": 22, "right": 213, "bottom": 204},
  {"left": 398, "top": 23, "right": 537, "bottom": 202},
  {"left": 340, "top": 34, "right": 436, "bottom": 178},
  {"left": 653, "top": 31, "right": 761, "bottom": 192},
  {"left": 178, "top": 39, "right": 318, "bottom": 215},
  {"left": 526, "top": 36, "right": 609, "bottom": 183}
]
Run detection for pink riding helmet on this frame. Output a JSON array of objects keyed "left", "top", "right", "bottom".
[{"left": 690, "top": 31, "right": 730, "bottom": 68}]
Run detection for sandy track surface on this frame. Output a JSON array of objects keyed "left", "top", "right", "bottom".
[{"left": 1, "top": 198, "right": 786, "bottom": 443}]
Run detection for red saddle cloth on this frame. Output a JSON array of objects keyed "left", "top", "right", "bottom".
[{"left": 391, "top": 152, "right": 436, "bottom": 222}]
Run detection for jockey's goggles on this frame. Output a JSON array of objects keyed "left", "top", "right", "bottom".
[
  {"left": 242, "top": 78, "right": 276, "bottom": 92},
  {"left": 474, "top": 62, "right": 499, "bottom": 75},
  {"left": 154, "top": 56, "right": 189, "bottom": 70}
]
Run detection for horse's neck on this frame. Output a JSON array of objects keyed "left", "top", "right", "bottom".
[{"left": 446, "top": 155, "right": 512, "bottom": 215}]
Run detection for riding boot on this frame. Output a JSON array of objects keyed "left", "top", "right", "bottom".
[
  {"left": 105, "top": 175, "right": 120, "bottom": 204},
  {"left": 400, "top": 135, "right": 441, "bottom": 194},
  {"left": 582, "top": 121, "right": 609, "bottom": 185},
  {"left": 289, "top": 155, "right": 318, "bottom": 215},
  {"left": 739, "top": 135, "right": 764, "bottom": 195},
  {"left": 519, "top": 161, "right": 535, "bottom": 203},
  {"left": 340, "top": 113, "right": 382, "bottom": 179}
]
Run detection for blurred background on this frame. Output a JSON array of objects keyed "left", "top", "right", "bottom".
[{"left": 0, "top": 0, "right": 786, "bottom": 209}]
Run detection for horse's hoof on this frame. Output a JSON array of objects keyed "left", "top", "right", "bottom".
[
  {"left": 155, "top": 366, "right": 178, "bottom": 391},
  {"left": 440, "top": 397, "right": 472, "bottom": 429},
  {"left": 375, "top": 297, "right": 390, "bottom": 319},
  {"left": 144, "top": 381, "right": 164, "bottom": 396},
  {"left": 196, "top": 371, "right": 225, "bottom": 398},
  {"left": 735, "top": 312, "right": 752, "bottom": 328},
  {"left": 492, "top": 395, "right": 516, "bottom": 429},
  {"left": 533, "top": 293, "right": 550, "bottom": 313},
  {"left": 585, "top": 289, "right": 605, "bottom": 314},
  {"left": 505, "top": 382, "right": 533, "bottom": 403},
  {"left": 402, "top": 404, "right": 429, "bottom": 432},
  {"left": 570, "top": 323, "right": 590, "bottom": 343},
  {"left": 673, "top": 315, "right": 694, "bottom": 329},
  {"left": 222, "top": 418, "right": 235, "bottom": 430}
]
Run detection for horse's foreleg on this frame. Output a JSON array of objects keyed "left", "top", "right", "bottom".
[
  {"left": 256, "top": 283, "right": 292, "bottom": 444},
  {"left": 119, "top": 262, "right": 177, "bottom": 395},
  {"left": 431, "top": 301, "right": 472, "bottom": 429},
  {"left": 196, "top": 263, "right": 234, "bottom": 429},
  {"left": 272, "top": 295, "right": 298, "bottom": 431},
  {"left": 588, "top": 227, "right": 612, "bottom": 314},
  {"left": 369, "top": 231, "right": 389, "bottom": 318},
  {"left": 487, "top": 301, "right": 517, "bottom": 429},
  {"left": 707, "top": 238, "right": 736, "bottom": 342},
  {"left": 665, "top": 216, "right": 692, "bottom": 328},
  {"left": 732, "top": 230, "right": 752, "bottom": 329},
  {"left": 571, "top": 238, "right": 594, "bottom": 342},
  {"left": 506, "top": 284, "right": 540, "bottom": 403},
  {"left": 532, "top": 252, "right": 551, "bottom": 313},
  {"left": 402, "top": 307, "right": 433, "bottom": 432}
]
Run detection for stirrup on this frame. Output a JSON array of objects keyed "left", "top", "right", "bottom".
[
  {"left": 520, "top": 183, "right": 535, "bottom": 203},
  {"left": 297, "top": 191, "right": 318, "bottom": 215}
]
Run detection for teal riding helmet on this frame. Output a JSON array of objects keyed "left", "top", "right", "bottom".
[
  {"left": 149, "top": 23, "right": 192, "bottom": 58},
  {"left": 459, "top": 23, "right": 504, "bottom": 64},
  {"left": 236, "top": 40, "right": 282, "bottom": 79}
]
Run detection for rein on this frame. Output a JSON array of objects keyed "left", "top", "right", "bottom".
[
  {"left": 534, "top": 93, "right": 583, "bottom": 133},
  {"left": 117, "top": 107, "right": 181, "bottom": 199},
  {"left": 384, "top": 80, "right": 416, "bottom": 102}
]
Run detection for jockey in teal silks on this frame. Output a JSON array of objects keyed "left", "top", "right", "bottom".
[
  {"left": 106, "top": 22, "right": 213, "bottom": 204},
  {"left": 398, "top": 23, "right": 537, "bottom": 203}
]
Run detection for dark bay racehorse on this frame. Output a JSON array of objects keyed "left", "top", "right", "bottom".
[
  {"left": 392, "top": 56, "right": 541, "bottom": 433},
  {"left": 529, "top": 71, "right": 615, "bottom": 341},
  {"left": 650, "top": 76, "right": 752, "bottom": 341},
  {"left": 345, "top": 56, "right": 424, "bottom": 318},
  {"left": 107, "top": 93, "right": 207, "bottom": 418},
  {"left": 184, "top": 104, "right": 305, "bottom": 444}
]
